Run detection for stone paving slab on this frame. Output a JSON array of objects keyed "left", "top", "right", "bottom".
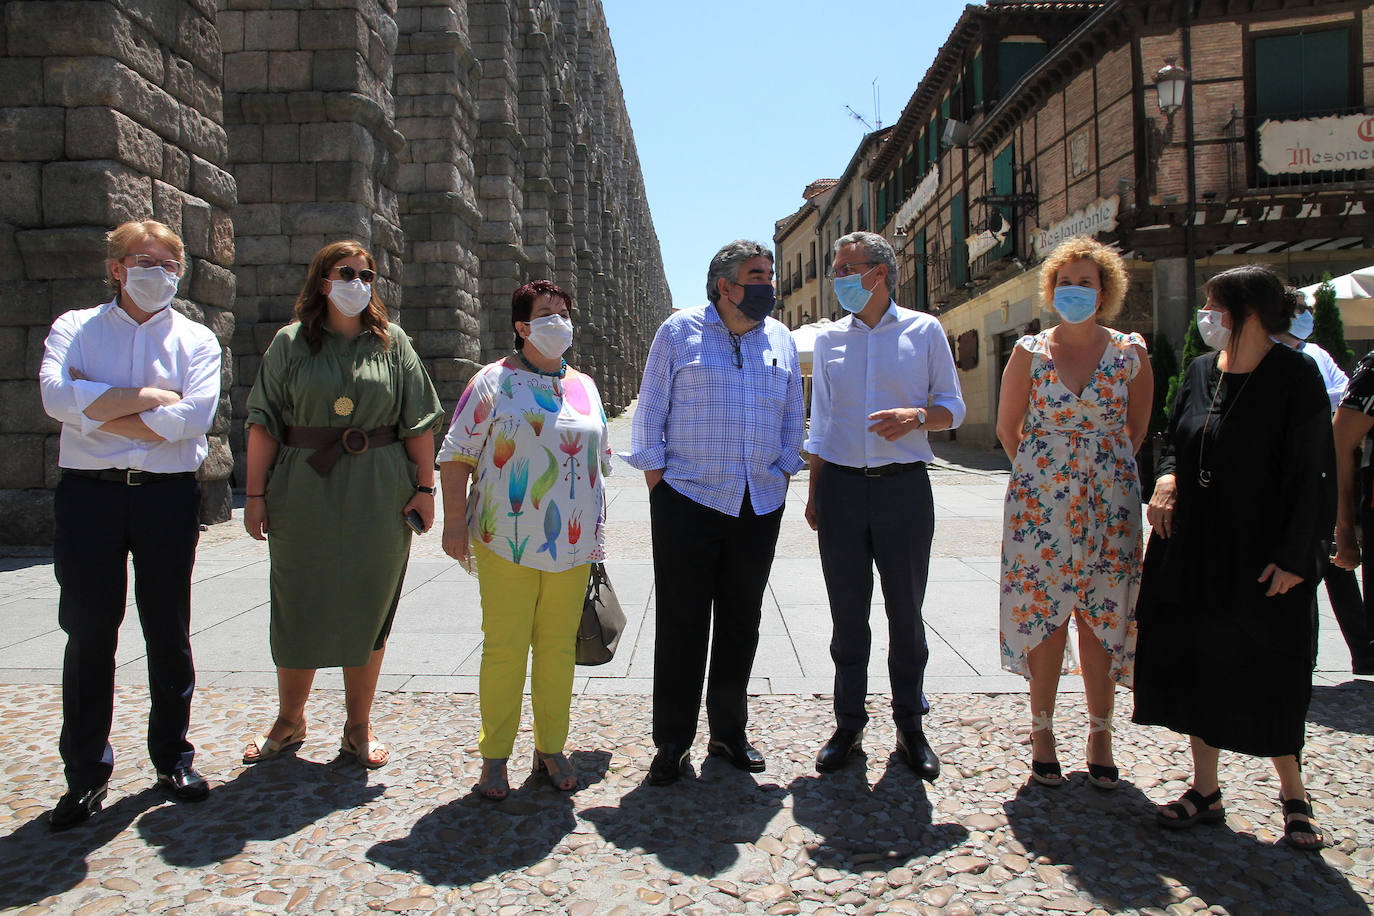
[{"left": 1, "top": 684, "right": 1371, "bottom": 915}]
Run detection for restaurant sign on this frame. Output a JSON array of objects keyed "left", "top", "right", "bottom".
[
  {"left": 1030, "top": 195, "right": 1119, "bottom": 257},
  {"left": 1259, "top": 113, "right": 1374, "bottom": 174}
]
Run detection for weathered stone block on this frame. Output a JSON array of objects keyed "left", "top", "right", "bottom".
[
  {"left": 209, "top": 210, "right": 234, "bottom": 266},
  {"left": 244, "top": 10, "right": 299, "bottom": 51},
  {"left": 199, "top": 303, "right": 235, "bottom": 343},
  {"left": 235, "top": 235, "right": 289, "bottom": 267},
  {"left": 181, "top": 195, "right": 211, "bottom": 256},
  {"left": 269, "top": 50, "right": 313, "bottom": 92},
  {"left": 315, "top": 161, "right": 371, "bottom": 202},
  {"left": 0, "top": 107, "right": 64, "bottom": 161},
  {"left": 8, "top": 1, "right": 163, "bottom": 83},
  {"left": 227, "top": 124, "right": 263, "bottom": 162},
  {"left": 284, "top": 202, "right": 371, "bottom": 239},
  {"left": 289, "top": 234, "right": 325, "bottom": 264},
  {"left": 271, "top": 164, "right": 315, "bottom": 203},
  {"left": 238, "top": 92, "right": 291, "bottom": 125},
  {"left": 191, "top": 155, "right": 237, "bottom": 210},
  {"left": 66, "top": 108, "right": 162, "bottom": 176},
  {"left": 0, "top": 163, "right": 42, "bottom": 227},
  {"left": 0, "top": 327, "right": 26, "bottom": 379},
  {"left": 176, "top": 5, "right": 222, "bottom": 80},
  {"left": 190, "top": 259, "right": 235, "bottom": 310},
  {"left": 0, "top": 433, "right": 43, "bottom": 487},
  {"left": 44, "top": 57, "right": 180, "bottom": 141},
  {"left": 49, "top": 278, "right": 109, "bottom": 314},
  {"left": 200, "top": 431, "right": 233, "bottom": 479},
  {"left": 0, "top": 60, "right": 44, "bottom": 107},
  {"left": 0, "top": 276, "right": 52, "bottom": 325},
  {"left": 224, "top": 50, "right": 268, "bottom": 92},
  {"left": 230, "top": 203, "right": 282, "bottom": 237},
  {"left": 180, "top": 107, "right": 229, "bottom": 164},
  {"left": 218, "top": 9, "right": 244, "bottom": 53},
  {"left": 0, "top": 379, "right": 56, "bottom": 433},
  {"left": 312, "top": 49, "right": 367, "bottom": 92},
  {"left": 299, "top": 122, "right": 375, "bottom": 167},
  {"left": 232, "top": 163, "right": 272, "bottom": 204},
  {"left": 285, "top": 90, "right": 327, "bottom": 122},
  {"left": 162, "top": 143, "right": 190, "bottom": 186},
  {"left": 164, "top": 55, "right": 221, "bottom": 121},
  {"left": 258, "top": 266, "right": 301, "bottom": 297},
  {"left": 42, "top": 160, "right": 150, "bottom": 228},
  {"left": 0, "top": 488, "right": 54, "bottom": 545},
  {"left": 117, "top": 0, "right": 178, "bottom": 45},
  {"left": 299, "top": 9, "right": 368, "bottom": 51},
  {"left": 261, "top": 124, "right": 300, "bottom": 163},
  {"left": 151, "top": 179, "right": 183, "bottom": 236}
]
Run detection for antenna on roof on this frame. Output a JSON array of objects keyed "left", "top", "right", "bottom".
[
  {"left": 873, "top": 78, "right": 881, "bottom": 129},
  {"left": 844, "top": 105, "right": 873, "bottom": 131}
]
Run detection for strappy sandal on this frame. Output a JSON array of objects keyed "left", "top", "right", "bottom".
[
  {"left": 1280, "top": 794, "right": 1326, "bottom": 851},
  {"left": 242, "top": 717, "right": 307, "bottom": 764},
  {"left": 1156, "top": 787, "right": 1224, "bottom": 829},
  {"left": 341, "top": 723, "right": 389, "bottom": 769},
  {"left": 1086, "top": 713, "right": 1120, "bottom": 790},
  {"left": 1029, "top": 710, "right": 1064, "bottom": 787},
  {"left": 477, "top": 757, "right": 509, "bottom": 801},
  {"left": 532, "top": 750, "right": 578, "bottom": 791}
]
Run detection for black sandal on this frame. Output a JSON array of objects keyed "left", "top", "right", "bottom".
[
  {"left": 1280, "top": 795, "right": 1326, "bottom": 851},
  {"left": 1156, "top": 788, "right": 1224, "bottom": 829},
  {"left": 1029, "top": 711, "right": 1064, "bottom": 787}
]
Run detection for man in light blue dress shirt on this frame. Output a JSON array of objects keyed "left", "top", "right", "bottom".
[
  {"left": 624, "top": 240, "right": 806, "bottom": 785},
  {"left": 804, "top": 231, "right": 965, "bottom": 780}
]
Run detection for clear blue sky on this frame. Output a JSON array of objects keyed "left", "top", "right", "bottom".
[{"left": 600, "top": 0, "right": 972, "bottom": 310}]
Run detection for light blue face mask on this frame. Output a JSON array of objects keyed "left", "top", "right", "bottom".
[
  {"left": 833, "top": 265, "right": 877, "bottom": 313},
  {"left": 1289, "top": 308, "right": 1314, "bottom": 340},
  {"left": 1052, "top": 285, "right": 1099, "bottom": 324}
]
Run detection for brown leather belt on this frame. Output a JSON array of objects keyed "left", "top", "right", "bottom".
[{"left": 285, "top": 425, "right": 400, "bottom": 477}]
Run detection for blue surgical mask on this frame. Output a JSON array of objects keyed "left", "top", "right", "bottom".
[
  {"left": 1289, "top": 308, "right": 1314, "bottom": 340},
  {"left": 1052, "top": 286, "right": 1099, "bottom": 324},
  {"left": 734, "top": 283, "right": 776, "bottom": 321},
  {"left": 833, "top": 266, "right": 877, "bottom": 313}
]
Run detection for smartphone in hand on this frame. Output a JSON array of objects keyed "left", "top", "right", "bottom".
[{"left": 404, "top": 508, "right": 425, "bottom": 534}]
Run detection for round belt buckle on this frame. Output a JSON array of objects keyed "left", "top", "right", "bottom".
[{"left": 340, "top": 427, "right": 370, "bottom": 455}]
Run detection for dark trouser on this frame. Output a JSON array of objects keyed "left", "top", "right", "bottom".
[
  {"left": 816, "top": 462, "right": 934, "bottom": 732},
  {"left": 1334, "top": 470, "right": 1374, "bottom": 665},
  {"left": 650, "top": 482, "right": 783, "bottom": 748},
  {"left": 54, "top": 473, "right": 201, "bottom": 791}
]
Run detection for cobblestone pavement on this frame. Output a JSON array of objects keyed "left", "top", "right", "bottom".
[{"left": 1, "top": 684, "right": 1371, "bottom": 915}]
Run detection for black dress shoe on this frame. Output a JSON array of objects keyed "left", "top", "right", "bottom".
[
  {"left": 50, "top": 783, "right": 109, "bottom": 832},
  {"left": 816, "top": 727, "right": 864, "bottom": 773},
  {"left": 648, "top": 744, "right": 689, "bottom": 786},
  {"left": 156, "top": 765, "right": 210, "bottom": 802},
  {"left": 706, "top": 736, "right": 766, "bottom": 772},
  {"left": 895, "top": 729, "right": 940, "bottom": 782}
]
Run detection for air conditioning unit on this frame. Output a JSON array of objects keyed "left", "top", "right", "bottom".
[{"left": 941, "top": 118, "right": 970, "bottom": 148}]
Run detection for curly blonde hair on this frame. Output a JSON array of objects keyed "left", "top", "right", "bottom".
[{"left": 1039, "top": 237, "right": 1128, "bottom": 321}]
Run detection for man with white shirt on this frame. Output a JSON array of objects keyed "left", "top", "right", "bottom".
[
  {"left": 38, "top": 220, "right": 222, "bottom": 830},
  {"left": 804, "top": 231, "right": 965, "bottom": 779}
]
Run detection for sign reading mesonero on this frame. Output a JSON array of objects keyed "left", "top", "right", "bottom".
[
  {"left": 1030, "top": 195, "right": 1120, "bottom": 257},
  {"left": 1259, "top": 114, "right": 1374, "bottom": 175}
]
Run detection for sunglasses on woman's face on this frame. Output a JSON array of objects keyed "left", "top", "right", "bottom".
[{"left": 328, "top": 265, "right": 375, "bottom": 283}]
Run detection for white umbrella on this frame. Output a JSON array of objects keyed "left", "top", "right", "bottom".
[
  {"left": 789, "top": 319, "right": 832, "bottom": 364},
  {"left": 1299, "top": 266, "right": 1374, "bottom": 336}
]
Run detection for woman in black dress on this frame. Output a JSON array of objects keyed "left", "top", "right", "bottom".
[{"left": 1133, "top": 264, "right": 1333, "bottom": 850}]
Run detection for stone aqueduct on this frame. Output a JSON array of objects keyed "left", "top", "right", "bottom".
[{"left": 0, "top": 0, "right": 670, "bottom": 544}]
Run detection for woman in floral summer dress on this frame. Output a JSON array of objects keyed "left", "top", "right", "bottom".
[
  {"left": 439, "top": 280, "right": 612, "bottom": 801},
  {"left": 996, "top": 237, "right": 1152, "bottom": 789}
]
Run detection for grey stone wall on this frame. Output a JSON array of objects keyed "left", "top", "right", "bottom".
[
  {"left": 0, "top": 0, "right": 668, "bottom": 545},
  {"left": 0, "top": 0, "right": 236, "bottom": 543}
]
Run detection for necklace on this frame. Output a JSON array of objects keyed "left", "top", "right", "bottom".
[
  {"left": 1195, "top": 358, "right": 1254, "bottom": 488},
  {"left": 514, "top": 349, "right": 567, "bottom": 378}
]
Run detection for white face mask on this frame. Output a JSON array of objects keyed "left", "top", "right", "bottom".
[
  {"left": 525, "top": 314, "right": 574, "bottom": 359},
  {"left": 1196, "top": 308, "right": 1231, "bottom": 351},
  {"left": 122, "top": 266, "right": 179, "bottom": 313},
  {"left": 328, "top": 279, "right": 373, "bottom": 317}
]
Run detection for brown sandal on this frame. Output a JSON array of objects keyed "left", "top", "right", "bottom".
[
  {"left": 243, "top": 717, "right": 307, "bottom": 764},
  {"left": 341, "top": 723, "right": 389, "bottom": 769}
]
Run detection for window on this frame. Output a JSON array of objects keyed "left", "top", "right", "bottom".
[
  {"left": 990, "top": 144, "right": 1015, "bottom": 261},
  {"left": 971, "top": 51, "right": 984, "bottom": 112},
  {"left": 1254, "top": 28, "right": 1353, "bottom": 118},
  {"left": 999, "top": 41, "right": 1045, "bottom": 96}
]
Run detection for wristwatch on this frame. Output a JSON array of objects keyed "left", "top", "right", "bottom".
[
  {"left": 914, "top": 407, "right": 928, "bottom": 429},
  {"left": 415, "top": 484, "right": 436, "bottom": 495}
]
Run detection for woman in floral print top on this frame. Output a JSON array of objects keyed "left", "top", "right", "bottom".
[
  {"left": 995, "top": 238, "right": 1152, "bottom": 790},
  {"left": 439, "top": 281, "right": 611, "bottom": 801}
]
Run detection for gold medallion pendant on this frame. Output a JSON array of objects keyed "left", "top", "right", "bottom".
[{"left": 333, "top": 396, "right": 355, "bottom": 417}]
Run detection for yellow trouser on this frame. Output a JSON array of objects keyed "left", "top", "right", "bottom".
[{"left": 473, "top": 542, "right": 590, "bottom": 759}]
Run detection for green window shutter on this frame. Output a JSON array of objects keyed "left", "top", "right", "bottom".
[
  {"left": 999, "top": 41, "right": 1045, "bottom": 95},
  {"left": 1255, "top": 29, "right": 1350, "bottom": 118},
  {"left": 1254, "top": 33, "right": 1305, "bottom": 118},
  {"left": 1302, "top": 29, "right": 1350, "bottom": 113},
  {"left": 951, "top": 191, "right": 967, "bottom": 286},
  {"left": 973, "top": 51, "right": 984, "bottom": 110},
  {"left": 991, "top": 144, "right": 1015, "bottom": 259}
]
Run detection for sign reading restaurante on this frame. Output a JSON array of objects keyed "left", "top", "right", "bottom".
[
  {"left": 1259, "top": 113, "right": 1374, "bottom": 174},
  {"left": 1030, "top": 195, "right": 1120, "bottom": 257}
]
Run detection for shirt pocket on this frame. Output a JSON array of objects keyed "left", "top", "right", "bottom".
[{"left": 759, "top": 362, "right": 791, "bottom": 408}]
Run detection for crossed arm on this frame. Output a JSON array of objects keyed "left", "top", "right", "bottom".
[{"left": 68, "top": 366, "right": 180, "bottom": 441}]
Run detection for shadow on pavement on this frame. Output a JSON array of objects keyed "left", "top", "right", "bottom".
[
  {"left": 580, "top": 755, "right": 786, "bottom": 877},
  {"left": 137, "top": 755, "right": 383, "bottom": 867},
  {"left": 1306, "top": 681, "right": 1374, "bottom": 736},
  {"left": 367, "top": 749, "right": 611, "bottom": 885},
  {"left": 787, "top": 755, "right": 969, "bottom": 871},
  {"left": 1005, "top": 778, "right": 1364, "bottom": 912},
  {"left": 0, "top": 788, "right": 162, "bottom": 910}
]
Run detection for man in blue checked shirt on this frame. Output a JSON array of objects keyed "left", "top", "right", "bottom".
[
  {"left": 623, "top": 239, "right": 805, "bottom": 786},
  {"left": 805, "top": 231, "right": 965, "bottom": 781}
]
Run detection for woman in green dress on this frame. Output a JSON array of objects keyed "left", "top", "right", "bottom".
[{"left": 241, "top": 240, "right": 442, "bottom": 769}]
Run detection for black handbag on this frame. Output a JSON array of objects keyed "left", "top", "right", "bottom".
[{"left": 576, "top": 563, "right": 625, "bottom": 666}]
